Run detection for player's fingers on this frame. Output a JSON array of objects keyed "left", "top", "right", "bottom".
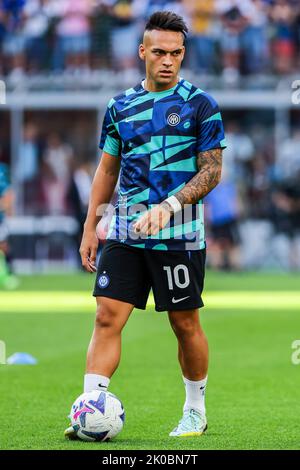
[
  {"left": 150, "top": 224, "right": 160, "bottom": 236},
  {"left": 80, "top": 249, "right": 93, "bottom": 273},
  {"left": 133, "top": 215, "right": 146, "bottom": 233},
  {"left": 88, "top": 259, "right": 97, "bottom": 272},
  {"left": 147, "top": 220, "right": 161, "bottom": 235},
  {"left": 89, "top": 246, "right": 98, "bottom": 271},
  {"left": 139, "top": 217, "right": 151, "bottom": 235}
]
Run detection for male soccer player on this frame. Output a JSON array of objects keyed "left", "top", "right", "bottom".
[
  {"left": 0, "top": 162, "right": 16, "bottom": 289},
  {"left": 65, "top": 10, "right": 226, "bottom": 438}
]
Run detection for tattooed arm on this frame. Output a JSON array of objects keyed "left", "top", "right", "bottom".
[
  {"left": 171, "top": 147, "right": 222, "bottom": 207},
  {"left": 134, "top": 148, "right": 223, "bottom": 236}
]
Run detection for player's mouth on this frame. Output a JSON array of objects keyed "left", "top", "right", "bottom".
[{"left": 159, "top": 70, "right": 173, "bottom": 77}]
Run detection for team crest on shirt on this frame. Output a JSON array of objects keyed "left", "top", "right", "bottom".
[
  {"left": 167, "top": 113, "right": 181, "bottom": 126},
  {"left": 98, "top": 272, "right": 110, "bottom": 288}
]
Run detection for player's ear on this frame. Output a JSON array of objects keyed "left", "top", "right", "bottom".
[{"left": 139, "top": 44, "right": 145, "bottom": 61}]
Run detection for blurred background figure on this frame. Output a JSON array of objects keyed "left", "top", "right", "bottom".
[
  {"left": 216, "top": 0, "right": 249, "bottom": 84},
  {"left": 1, "top": 0, "right": 27, "bottom": 81},
  {"left": 67, "top": 161, "right": 93, "bottom": 266},
  {"left": 271, "top": 177, "right": 300, "bottom": 271},
  {"left": 269, "top": 0, "right": 295, "bottom": 75},
  {"left": 222, "top": 121, "right": 254, "bottom": 183},
  {"left": 90, "top": 0, "right": 114, "bottom": 69},
  {"left": 0, "top": 160, "right": 18, "bottom": 288},
  {"left": 205, "top": 168, "right": 241, "bottom": 271},
  {"left": 110, "top": 0, "right": 139, "bottom": 74},
  {"left": 275, "top": 129, "right": 300, "bottom": 181},
  {"left": 183, "top": 0, "right": 217, "bottom": 75},
  {"left": 16, "top": 122, "right": 42, "bottom": 214},
  {"left": 41, "top": 132, "right": 73, "bottom": 215},
  {"left": 23, "top": 0, "right": 50, "bottom": 73},
  {"left": 53, "top": 0, "right": 92, "bottom": 74}
]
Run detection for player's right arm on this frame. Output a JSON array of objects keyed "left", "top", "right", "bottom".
[{"left": 80, "top": 152, "right": 121, "bottom": 273}]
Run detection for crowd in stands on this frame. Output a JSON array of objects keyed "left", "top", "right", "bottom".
[
  {"left": 0, "top": 0, "right": 300, "bottom": 83},
  {"left": 2, "top": 115, "right": 299, "bottom": 268}
]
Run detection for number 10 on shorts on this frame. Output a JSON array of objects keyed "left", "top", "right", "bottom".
[{"left": 163, "top": 265, "right": 190, "bottom": 290}]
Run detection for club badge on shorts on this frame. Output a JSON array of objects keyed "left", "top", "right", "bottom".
[{"left": 98, "top": 272, "right": 110, "bottom": 288}]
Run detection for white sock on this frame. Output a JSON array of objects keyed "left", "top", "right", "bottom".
[
  {"left": 84, "top": 374, "right": 110, "bottom": 393},
  {"left": 183, "top": 375, "right": 207, "bottom": 415}
]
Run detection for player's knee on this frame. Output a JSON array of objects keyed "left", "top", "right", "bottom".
[
  {"left": 95, "top": 303, "right": 118, "bottom": 330},
  {"left": 170, "top": 315, "right": 200, "bottom": 338}
]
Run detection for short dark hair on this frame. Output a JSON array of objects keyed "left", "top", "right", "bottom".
[{"left": 145, "top": 11, "right": 188, "bottom": 40}]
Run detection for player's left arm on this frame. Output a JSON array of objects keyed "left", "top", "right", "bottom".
[
  {"left": 172, "top": 148, "right": 222, "bottom": 206},
  {"left": 134, "top": 148, "right": 223, "bottom": 236}
]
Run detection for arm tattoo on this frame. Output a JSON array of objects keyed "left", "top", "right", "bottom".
[{"left": 175, "top": 148, "right": 222, "bottom": 206}]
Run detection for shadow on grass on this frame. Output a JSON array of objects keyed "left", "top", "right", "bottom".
[{"left": 60, "top": 434, "right": 214, "bottom": 451}]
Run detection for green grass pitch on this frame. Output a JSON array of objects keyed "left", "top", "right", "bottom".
[{"left": 0, "top": 270, "right": 300, "bottom": 450}]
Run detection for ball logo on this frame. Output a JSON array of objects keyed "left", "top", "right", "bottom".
[
  {"left": 98, "top": 272, "right": 110, "bottom": 288},
  {"left": 167, "top": 113, "right": 180, "bottom": 126}
]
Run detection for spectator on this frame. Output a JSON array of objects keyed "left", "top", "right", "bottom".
[
  {"left": 216, "top": 0, "right": 250, "bottom": 83},
  {"left": 271, "top": 176, "right": 300, "bottom": 269},
  {"left": 269, "top": 0, "right": 295, "bottom": 74},
  {"left": 1, "top": 0, "right": 26, "bottom": 80},
  {"left": 16, "top": 122, "right": 41, "bottom": 184},
  {"left": 0, "top": 160, "right": 18, "bottom": 289},
  {"left": 67, "top": 161, "right": 93, "bottom": 263},
  {"left": 53, "top": 0, "right": 92, "bottom": 73},
  {"left": 183, "top": 0, "right": 217, "bottom": 74},
  {"left": 43, "top": 131, "right": 72, "bottom": 184},
  {"left": 23, "top": 0, "right": 50, "bottom": 72},
  {"left": 241, "top": 0, "right": 269, "bottom": 74},
  {"left": 222, "top": 121, "right": 254, "bottom": 183},
  {"left": 110, "top": 0, "right": 139, "bottom": 72},
  {"left": 0, "top": 8, "right": 6, "bottom": 75},
  {"left": 275, "top": 129, "right": 300, "bottom": 181},
  {"left": 205, "top": 169, "right": 241, "bottom": 271},
  {"left": 1, "top": 0, "right": 300, "bottom": 78},
  {"left": 90, "top": 0, "right": 114, "bottom": 69}
]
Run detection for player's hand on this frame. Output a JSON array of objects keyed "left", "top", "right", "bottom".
[
  {"left": 79, "top": 229, "right": 99, "bottom": 273},
  {"left": 133, "top": 204, "right": 172, "bottom": 236}
]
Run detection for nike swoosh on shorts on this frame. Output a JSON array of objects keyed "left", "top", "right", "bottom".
[{"left": 172, "top": 296, "right": 190, "bottom": 303}]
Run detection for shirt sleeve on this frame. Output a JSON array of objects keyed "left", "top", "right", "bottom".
[
  {"left": 196, "top": 93, "right": 227, "bottom": 153},
  {"left": 99, "top": 101, "right": 122, "bottom": 157},
  {"left": 0, "top": 164, "right": 11, "bottom": 197}
]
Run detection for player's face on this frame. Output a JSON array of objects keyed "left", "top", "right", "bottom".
[{"left": 139, "top": 30, "right": 185, "bottom": 90}]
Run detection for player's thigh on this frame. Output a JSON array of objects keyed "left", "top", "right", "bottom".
[{"left": 95, "top": 296, "right": 134, "bottom": 330}]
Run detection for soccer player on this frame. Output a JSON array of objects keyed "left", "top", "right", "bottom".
[
  {"left": 65, "top": 10, "right": 226, "bottom": 438},
  {"left": 0, "top": 162, "right": 16, "bottom": 289}
]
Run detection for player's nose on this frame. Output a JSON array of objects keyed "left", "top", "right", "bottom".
[{"left": 162, "top": 54, "right": 173, "bottom": 67}]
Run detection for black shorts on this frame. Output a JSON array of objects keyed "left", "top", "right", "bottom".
[{"left": 93, "top": 240, "right": 206, "bottom": 312}]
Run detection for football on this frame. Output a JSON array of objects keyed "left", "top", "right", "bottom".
[{"left": 70, "top": 390, "right": 125, "bottom": 442}]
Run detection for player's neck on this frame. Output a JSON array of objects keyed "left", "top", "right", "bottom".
[{"left": 143, "top": 76, "right": 180, "bottom": 92}]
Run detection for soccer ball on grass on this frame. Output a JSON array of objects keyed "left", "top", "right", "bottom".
[{"left": 70, "top": 390, "right": 125, "bottom": 442}]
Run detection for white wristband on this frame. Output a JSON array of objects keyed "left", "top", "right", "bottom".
[{"left": 164, "top": 195, "right": 182, "bottom": 214}]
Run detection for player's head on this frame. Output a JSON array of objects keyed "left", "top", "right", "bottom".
[{"left": 139, "top": 11, "right": 188, "bottom": 88}]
